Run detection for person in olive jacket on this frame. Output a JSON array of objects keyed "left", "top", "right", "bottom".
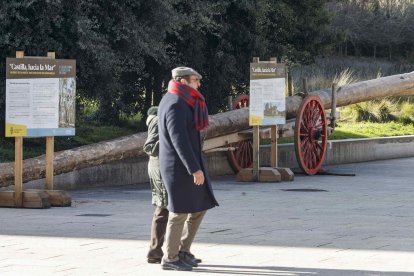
[
  {"left": 158, "top": 67, "right": 219, "bottom": 271},
  {"left": 143, "top": 106, "right": 169, "bottom": 264}
]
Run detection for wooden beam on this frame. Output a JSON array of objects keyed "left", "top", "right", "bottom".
[
  {"left": 45, "top": 136, "right": 54, "bottom": 190},
  {"left": 13, "top": 51, "right": 25, "bottom": 207},
  {"left": 22, "top": 190, "right": 51, "bottom": 208},
  {"left": 14, "top": 137, "right": 23, "bottom": 207},
  {"left": 258, "top": 167, "right": 281, "bottom": 182},
  {"left": 47, "top": 52, "right": 56, "bottom": 59},
  {"left": 45, "top": 52, "right": 56, "bottom": 190},
  {"left": 44, "top": 190, "right": 71, "bottom": 207},
  {"left": 0, "top": 191, "right": 15, "bottom": 207},
  {"left": 16, "top": 51, "right": 24, "bottom": 58},
  {"left": 331, "top": 83, "right": 337, "bottom": 128},
  {"left": 0, "top": 191, "right": 51, "bottom": 208},
  {"left": 202, "top": 132, "right": 244, "bottom": 151},
  {"left": 270, "top": 125, "right": 278, "bottom": 167},
  {"left": 252, "top": 125, "right": 260, "bottom": 181}
]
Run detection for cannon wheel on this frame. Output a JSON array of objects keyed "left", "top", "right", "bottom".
[
  {"left": 294, "top": 95, "right": 328, "bottom": 175},
  {"left": 227, "top": 95, "right": 253, "bottom": 173},
  {"left": 227, "top": 139, "right": 253, "bottom": 173},
  {"left": 232, "top": 95, "right": 250, "bottom": 109}
]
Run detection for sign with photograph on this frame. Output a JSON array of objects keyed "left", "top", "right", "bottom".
[
  {"left": 5, "top": 58, "right": 76, "bottom": 137},
  {"left": 249, "top": 62, "right": 286, "bottom": 126}
]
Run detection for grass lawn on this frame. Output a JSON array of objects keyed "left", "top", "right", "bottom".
[
  {"left": 265, "top": 121, "right": 414, "bottom": 144},
  {"left": 329, "top": 121, "right": 414, "bottom": 139},
  {"left": 1, "top": 121, "right": 414, "bottom": 163}
]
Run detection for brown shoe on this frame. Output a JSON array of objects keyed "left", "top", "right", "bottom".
[{"left": 147, "top": 257, "right": 162, "bottom": 264}]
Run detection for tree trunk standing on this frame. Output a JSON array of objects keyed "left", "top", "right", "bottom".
[
  {"left": 1, "top": 71, "right": 414, "bottom": 187},
  {"left": 354, "top": 42, "right": 360, "bottom": 57},
  {"left": 141, "top": 77, "right": 154, "bottom": 128},
  {"left": 389, "top": 43, "right": 392, "bottom": 60},
  {"left": 345, "top": 41, "right": 348, "bottom": 56},
  {"left": 142, "top": 61, "right": 167, "bottom": 120},
  {"left": 98, "top": 95, "right": 118, "bottom": 123},
  {"left": 339, "top": 42, "right": 348, "bottom": 56},
  {"left": 152, "top": 74, "right": 165, "bottom": 106},
  {"left": 97, "top": 76, "right": 119, "bottom": 123}
]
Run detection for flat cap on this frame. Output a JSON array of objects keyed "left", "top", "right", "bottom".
[{"left": 172, "top": 67, "right": 202, "bottom": 79}]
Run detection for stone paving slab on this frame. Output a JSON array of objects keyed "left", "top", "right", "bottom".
[{"left": 1, "top": 157, "right": 414, "bottom": 275}]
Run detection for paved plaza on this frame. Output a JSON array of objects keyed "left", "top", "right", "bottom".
[{"left": 1, "top": 157, "right": 414, "bottom": 275}]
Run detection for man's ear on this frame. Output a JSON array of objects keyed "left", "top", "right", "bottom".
[{"left": 180, "top": 78, "right": 187, "bottom": 85}]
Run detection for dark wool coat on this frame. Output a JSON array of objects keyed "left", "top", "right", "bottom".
[{"left": 158, "top": 92, "right": 219, "bottom": 213}]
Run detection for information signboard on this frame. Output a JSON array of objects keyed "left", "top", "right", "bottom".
[
  {"left": 249, "top": 62, "right": 286, "bottom": 126},
  {"left": 5, "top": 58, "right": 76, "bottom": 137}
]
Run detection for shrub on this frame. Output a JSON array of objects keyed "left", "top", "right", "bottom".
[
  {"left": 399, "top": 101, "right": 414, "bottom": 118},
  {"left": 341, "top": 98, "right": 399, "bottom": 123},
  {"left": 398, "top": 116, "right": 414, "bottom": 125}
]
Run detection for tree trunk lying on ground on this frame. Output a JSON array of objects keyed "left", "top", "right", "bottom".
[{"left": 1, "top": 71, "right": 414, "bottom": 187}]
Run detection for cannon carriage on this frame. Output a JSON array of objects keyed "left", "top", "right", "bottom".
[{"left": 204, "top": 92, "right": 335, "bottom": 175}]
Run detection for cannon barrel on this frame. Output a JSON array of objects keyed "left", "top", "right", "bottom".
[{"left": 1, "top": 71, "right": 414, "bottom": 187}]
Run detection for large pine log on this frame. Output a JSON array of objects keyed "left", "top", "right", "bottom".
[
  {"left": 206, "top": 71, "right": 414, "bottom": 137},
  {"left": 1, "top": 71, "right": 414, "bottom": 187}
]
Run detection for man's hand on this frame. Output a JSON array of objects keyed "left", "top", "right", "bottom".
[{"left": 192, "top": 170, "right": 205, "bottom": 185}]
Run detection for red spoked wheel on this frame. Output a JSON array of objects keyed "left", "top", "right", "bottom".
[
  {"left": 294, "top": 95, "right": 328, "bottom": 175},
  {"left": 227, "top": 95, "right": 252, "bottom": 173},
  {"left": 232, "top": 95, "right": 250, "bottom": 109},
  {"left": 227, "top": 140, "right": 253, "bottom": 173}
]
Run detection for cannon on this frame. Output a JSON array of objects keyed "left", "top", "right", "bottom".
[
  {"left": 206, "top": 89, "right": 335, "bottom": 175},
  {"left": 1, "top": 71, "right": 414, "bottom": 187}
]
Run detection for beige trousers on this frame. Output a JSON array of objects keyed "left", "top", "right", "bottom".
[{"left": 164, "top": 211, "right": 206, "bottom": 262}]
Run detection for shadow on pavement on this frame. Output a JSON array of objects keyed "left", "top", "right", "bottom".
[{"left": 194, "top": 264, "right": 411, "bottom": 275}]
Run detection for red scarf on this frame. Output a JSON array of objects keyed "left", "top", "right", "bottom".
[{"left": 168, "top": 80, "right": 209, "bottom": 131}]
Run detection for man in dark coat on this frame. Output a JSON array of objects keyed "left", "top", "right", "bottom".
[{"left": 158, "top": 66, "right": 219, "bottom": 271}]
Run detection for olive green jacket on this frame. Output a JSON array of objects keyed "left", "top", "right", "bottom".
[{"left": 144, "top": 115, "right": 167, "bottom": 208}]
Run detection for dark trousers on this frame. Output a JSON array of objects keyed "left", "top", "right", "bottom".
[{"left": 147, "top": 207, "right": 169, "bottom": 259}]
